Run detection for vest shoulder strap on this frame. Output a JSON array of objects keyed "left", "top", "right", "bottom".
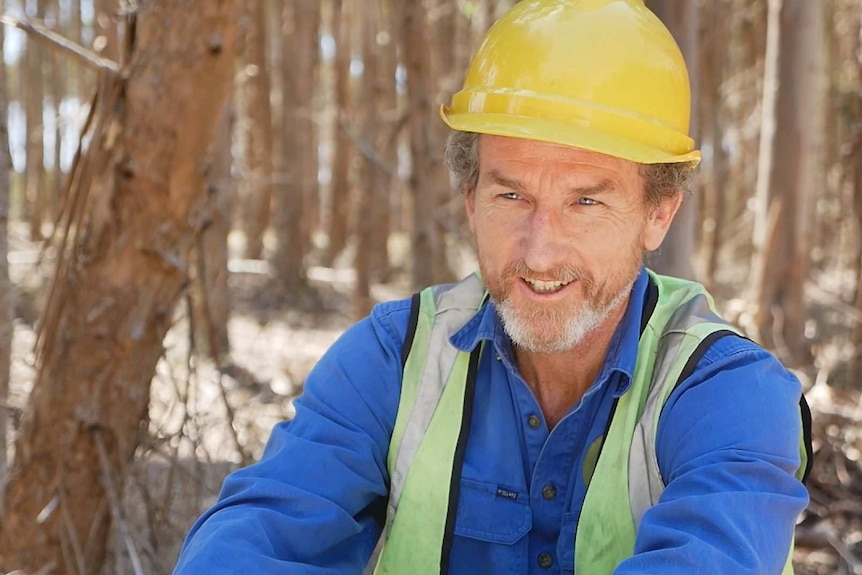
[
  {"left": 577, "top": 271, "right": 745, "bottom": 575},
  {"left": 671, "top": 331, "right": 814, "bottom": 485},
  {"left": 628, "top": 326, "right": 740, "bottom": 528},
  {"left": 400, "top": 293, "right": 422, "bottom": 368},
  {"left": 629, "top": 271, "right": 744, "bottom": 527},
  {"left": 627, "top": 271, "right": 812, "bottom": 526},
  {"left": 375, "top": 274, "right": 485, "bottom": 575},
  {"left": 385, "top": 274, "right": 485, "bottom": 532}
]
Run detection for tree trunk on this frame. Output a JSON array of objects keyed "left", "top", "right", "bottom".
[
  {"left": 273, "top": 0, "right": 320, "bottom": 290},
  {"left": 646, "top": 0, "right": 699, "bottom": 280},
  {"left": 68, "top": 0, "right": 83, "bottom": 97},
  {"left": 300, "top": 2, "right": 323, "bottom": 268},
  {"left": 384, "top": 1, "right": 408, "bottom": 251},
  {"left": 240, "top": 0, "right": 275, "bottom": 259},
  {"left": 427, "top": 0, "right": 460, "bottom": 280},
  {"left": 50, "top": 0, "right": 64, "bottom": 218},
  {"left": 354, "top": 1, "right": 377, "bottom": 318},
  {"left": 24, "top": 0, "right": 46, "bottom": 240},
  {"left": 400, "top": 0, "right": 450, "bottom": 288},
  {"left": 267, "top": 0, "right": 286, "bottom": 262},
  {"left": 0, "top": 0, "right": 13, "bottom": 517},
  {"left": 701, "top": 0, "right": 728, "bottom": 289},
  {"left": 452, "top": 0, "right": 473, "bottom": 75},
  {"left": 725, "top": 0, "right": 766, "bottom": 261},
  {"left": 192, "top": 107, "right": 234, "bottom": 364},
  {"left": 848, "top": 7, "right": 862, "bottom": 381},
  {"left": 751, "top": 0, "right": 783, "bottom": 266},
  {"left": 818, "top": 0, "right": 841, "bottom": 270},
  {"left": 369, "top": 1, "right": 397, "bottom": 284},
  {"left": 0, "top": 2, "right": 240, "bottom": 572},
  {"left": 472, "top": 0, "right": 496, "bottom": 46},
  {"left": 750, "top": 0, "right": 822, "bottom": 364},
  {"left": 324, "top": 0, "right": 353, "bottom": 268}
]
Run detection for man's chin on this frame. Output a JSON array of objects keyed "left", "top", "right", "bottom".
[
  {"left": 514, "top": 336, "right": 570, "bottom": 354},
  {"left": 498, "top": 310, "right": 571, "bottom": 352}
]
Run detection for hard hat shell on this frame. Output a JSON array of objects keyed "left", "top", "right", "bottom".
[{"left": 441, "top": 0, "right": 701, "bottom": 165}]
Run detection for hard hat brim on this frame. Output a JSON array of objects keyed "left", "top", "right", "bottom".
[{"left": 440, "top": 105, "right": 702, "bottom": 166}]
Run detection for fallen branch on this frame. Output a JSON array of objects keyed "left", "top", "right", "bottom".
[
  {"left": 216, "top": 370, "right": 253, "bottom": 467},
  {"left": 338, "top": 116, "right": 402, "bottom": 181},
  {"left": 0, "top": 14, "right": 120, "bottom": 76},
  {"left": 827, "top": 531, "right": 862, "bottom": 574},
  {"left": 93, "top": 429, "right": 145, "bottom": 575},
  {"left": 58, "top": 484, "right": 87, "bottom": 575},
  {"left": 805, "top": 280, "right": 862, "bottom": 325}
]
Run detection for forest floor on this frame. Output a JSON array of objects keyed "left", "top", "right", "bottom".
[{"left": 5, "top": 224, "right": 862, "bottom": 574}]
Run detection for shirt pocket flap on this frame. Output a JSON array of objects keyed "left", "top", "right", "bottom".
[{"left": 454, "top": 479, "right": 532, "bottom": 544}]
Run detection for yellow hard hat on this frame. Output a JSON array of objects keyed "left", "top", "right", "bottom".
[{"left": 441, "top": 0, "right": 701, "bottom": 165}]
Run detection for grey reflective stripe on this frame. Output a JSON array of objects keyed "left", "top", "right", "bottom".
[
  {"left": 385, "top": 274, "right": 485, "bottom": 530},
  {"left": 628, "top": 293, "right": 733, "bottom": 528}
]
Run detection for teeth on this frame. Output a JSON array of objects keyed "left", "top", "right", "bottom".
[{"left": 524, "top": 278, "right": 571, "bottom": 293}]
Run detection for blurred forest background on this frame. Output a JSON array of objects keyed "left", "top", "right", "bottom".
[{"left": 0, "top": 0, "right": 860, "bottom": 573}]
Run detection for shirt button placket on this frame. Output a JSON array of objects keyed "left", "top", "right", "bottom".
[{"left": 537, "top": 552, "right": 554, "bottom": 569}]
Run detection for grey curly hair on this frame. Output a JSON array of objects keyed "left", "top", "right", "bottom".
[{"left": 443, "top": 130, "right": 697, "bottom": 207}]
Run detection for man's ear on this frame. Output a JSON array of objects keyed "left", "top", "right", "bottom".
[{"left": 643, "top": 193, "right": 683, "bottom": 252}]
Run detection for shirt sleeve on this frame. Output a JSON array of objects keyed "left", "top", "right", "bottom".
[
  {"left": 172, "top": 299, "right": 412, "bottom": 575},
  {"left": 613, "top": 335, "right": 810, "bottom": 575}
]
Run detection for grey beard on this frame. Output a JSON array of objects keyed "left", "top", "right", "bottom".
[{"left": 495, "top": 280, "right": 633, "bottom": 353}]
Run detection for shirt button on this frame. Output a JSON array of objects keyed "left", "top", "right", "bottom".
[
  {"left": 537, "top": 552, "right": 554, "bottom": 569},
  {"left": 542, "top": 484, "right": 557, "bottom": 500},
  {"left": 527, "top": 415, "right": 541, "bottom": 429}
]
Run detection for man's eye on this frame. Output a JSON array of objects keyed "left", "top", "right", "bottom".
[
  {"left": 577, "top": 197, "right": 599, "bottom": 206},
  {"left": 500, "top": 192, "right": 521, "bottom": 200}
]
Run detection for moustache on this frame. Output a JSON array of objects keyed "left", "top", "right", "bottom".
[{"left": 500, "top": 261, "right": 593, "bottom": 287}]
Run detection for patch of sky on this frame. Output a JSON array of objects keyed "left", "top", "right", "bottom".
[
  {"left": 7, "top": 101, "right": 26, "bottom": 172},
  {"left": 395, "top": 65, "right": 406, "bottom": 95},
  {"left": 3, "top": 1, "right": 27, "bottom": 66},
  {"left": 6, "top": 96, "right": 88, "bottom": 172},
  {"left": 320, "top": 31, "right": 335, "bottom": 61},
  {"left": 5, "top": 0, "right": 97, "bottom": 63}
]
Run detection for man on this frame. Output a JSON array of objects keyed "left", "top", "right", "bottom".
[{"left": 174, "top": 1, "right": 811, "bottom": 574}]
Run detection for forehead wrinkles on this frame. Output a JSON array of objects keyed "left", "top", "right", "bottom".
[{"left": 478, "top": 137, "right": 640, "bottom": 189}]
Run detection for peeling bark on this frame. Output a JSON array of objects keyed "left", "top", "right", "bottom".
[{"left": 0, "top": 1, "right": 241, "bottom": 571}]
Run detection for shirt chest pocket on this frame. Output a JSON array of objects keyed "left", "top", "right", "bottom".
[{"left": 454, "top": 478, "right": 532, "bottom": 543}]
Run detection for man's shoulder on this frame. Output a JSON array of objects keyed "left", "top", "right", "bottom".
[
  {"left": 369, "top": 295, "right": 415, "bottom": 321},
  {"left": 694, "top": 332, "right": 779, "bottom": 371},
  {"left": 674, "top": 331, "right": 801, "bottom": 400},
  {"left": 367, "top": 295, "right": 416, "bottom": 346}
]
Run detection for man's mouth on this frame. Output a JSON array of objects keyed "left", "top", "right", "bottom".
[{"left": 522, "top": 277, "right": 573, "bottom": 294}]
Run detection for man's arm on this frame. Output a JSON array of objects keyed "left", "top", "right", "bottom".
[
  {"left": 173, "top": 299, "right": 412, "bottom": 574},
  {"left": 614, "top": 336, "right": 809, "bottom": 575}
]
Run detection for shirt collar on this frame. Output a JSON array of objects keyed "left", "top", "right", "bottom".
[{"left": 449, "top": 267, "right": 651, "bottom": 397}]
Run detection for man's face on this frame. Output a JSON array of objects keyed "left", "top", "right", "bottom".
[{"left": 466, "top": 135, "right": 680, "bottom": 353}]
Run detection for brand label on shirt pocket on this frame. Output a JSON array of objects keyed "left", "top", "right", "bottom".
[
  {"left": 495, "top": 487, "right": 519, "bottom": 501},
  {"left": 455, "top": 479, "right": 532, "bottom": 544}
]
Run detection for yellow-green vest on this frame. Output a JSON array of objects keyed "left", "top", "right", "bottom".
[{"left": 372, "top": 271, "right": 811, "bottom": 575}]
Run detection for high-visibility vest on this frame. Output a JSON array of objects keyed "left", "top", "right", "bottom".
[{"left": 372, "top": 271, "right": 811, "bottom": 575}]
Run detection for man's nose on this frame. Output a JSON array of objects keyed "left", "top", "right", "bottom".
[{"left": 522, "top": 208, "right": 568, "bottom": 274}]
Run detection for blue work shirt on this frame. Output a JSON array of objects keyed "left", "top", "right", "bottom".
[{"left": 174, "top": 268, "right": 809, "bottom": 574}]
